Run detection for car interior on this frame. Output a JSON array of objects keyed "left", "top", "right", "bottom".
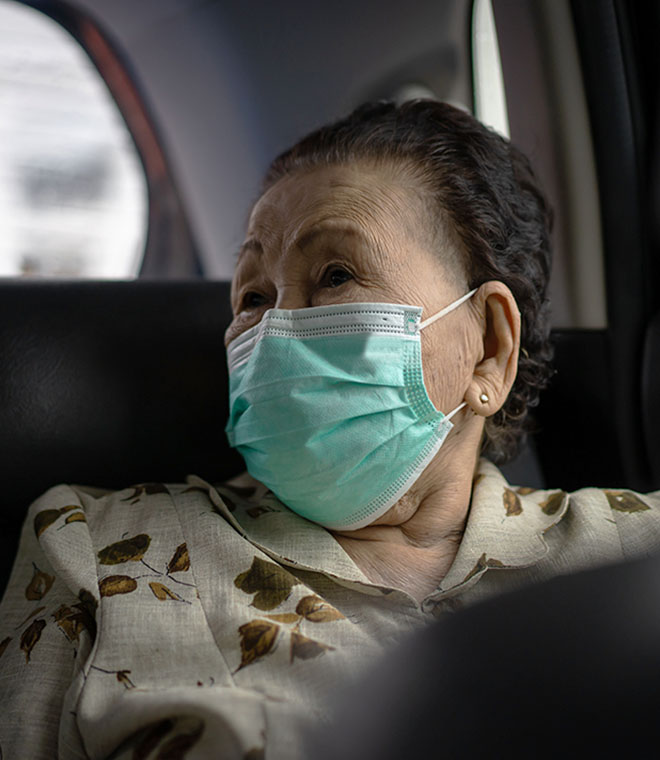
[{"left": 0, "top": 0, "right": 658, "bottom": 656}]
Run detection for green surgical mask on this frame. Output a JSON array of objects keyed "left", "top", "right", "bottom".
[{"left": 225, "top": 289, "right": 477, "bottom": 530}]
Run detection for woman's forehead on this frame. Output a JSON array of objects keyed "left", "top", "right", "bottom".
[{"left": 246, "top": 163, "right": 429, "bottom": 245}]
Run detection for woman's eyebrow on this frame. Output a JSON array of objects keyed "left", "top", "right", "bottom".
[{"left": 237, "top": 238, "right": 263, "bottom": 261}]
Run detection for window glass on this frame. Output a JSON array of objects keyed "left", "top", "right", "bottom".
[
  {"left": 472, "top": 0, "right": 510, "bottom": 138},
  {"left": 0, "top": 0, "right": 147, "bottom": 278}
]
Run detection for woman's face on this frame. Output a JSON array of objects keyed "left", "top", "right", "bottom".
[{"left": 227, "top": 162, "right": 482, "bottom": 416}]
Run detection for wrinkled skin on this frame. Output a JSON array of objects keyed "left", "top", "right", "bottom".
[{"left": 227, "top": 162, "right": 520, "bottom": 601}]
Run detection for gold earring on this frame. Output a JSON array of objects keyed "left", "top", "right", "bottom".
[{"left": 479, "top": 392, "right": 489, "bottom": 403}]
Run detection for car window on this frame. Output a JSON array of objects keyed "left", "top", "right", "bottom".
[{"left": 0, "top": 0, "right": 147, "bottom": 278}]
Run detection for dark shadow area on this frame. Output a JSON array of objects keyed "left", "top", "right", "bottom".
[{"left": 310, "top": 551, "right": 660, "bottom": 759}]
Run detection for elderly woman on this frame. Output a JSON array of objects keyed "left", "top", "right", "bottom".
[{"left": 1, "top": 100, "right": 659, "bottom": 759}]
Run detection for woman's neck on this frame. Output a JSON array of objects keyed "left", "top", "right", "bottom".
[
  {"left": 330, "top": 419, "right": 481, "bottom": 603},
  {"left": 332, "top": 531, "right": 464, "bottom": 603}
]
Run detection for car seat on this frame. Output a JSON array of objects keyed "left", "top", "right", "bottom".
[{"left": 0, "top": 279, "right": 243, "bottom": 596}]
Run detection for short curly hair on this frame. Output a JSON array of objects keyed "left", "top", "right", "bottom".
[{"left": 262, "top": 100, "right": 554, "bottom": 464}]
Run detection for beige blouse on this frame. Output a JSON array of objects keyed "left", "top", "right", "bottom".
[{"left": 1, "top": 459, "right": 660, "bottom": 759}]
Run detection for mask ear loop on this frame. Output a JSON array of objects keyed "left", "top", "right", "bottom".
[
  {"left": 445, "top": 401, "right": 467, "bottom": 420},
  {"left": 419, "top": 288, "right": 478, "bottom": 331}
]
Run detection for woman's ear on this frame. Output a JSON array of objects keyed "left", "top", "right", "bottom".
[{"left": 465, "top": 281, "right": 520, "bottom": 416}]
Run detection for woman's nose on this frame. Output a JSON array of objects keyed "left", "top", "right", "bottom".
[{"left": 275, "top": 286, "right": 311, "bottom": 310}]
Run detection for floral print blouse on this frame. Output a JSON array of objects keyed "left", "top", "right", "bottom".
[{"left": 1, "top": 459, "right": 659, "bottom": 759}]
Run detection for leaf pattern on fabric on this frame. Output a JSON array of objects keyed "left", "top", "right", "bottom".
[
  {"left": 90, "top": 664, "right": 136, "bottom": 688},
  {"left": 51, "top": 589, "right": 98, "bottom": 643},
  {"left": 52, "top": 599, "right": 97, "bottom": 643},
  {"left": 289, "top": 632, "right": 335, "bottom": 663},
  {"left": 503, "top": 488, "right": 523, "bottom": 516},
  {"left": 121, "top": 483, "right": 168, "bottom": 505},
  {"left": 539, "top": 491, "right": 567, "bottom": 515},
  {"left": 149, "top": 582, "right": 187, "bottom": 602},
  {"left": 295, "top": 595, "right": 345, "bottom": 623},
  {"left": 234, "top": 556, "right": 300, "bottom": 611},
  {"left": 0, "top": 636, "right": 11, "bottom": 659},
  {"left": 116, "top": 670, "right": 135, "bottom": 689},
  {"left": 64, "top": 512, "right": 86, "bottom": 525},
  {"left": 604, "top": 490, "right": 651, "bottom": 513},
  {"left": 33, "top": 505, "right": 79, "bottom": 537},
  {"left": 463, "top": 552, "right": 505, "bottom": 584},
  {"left": 99, "top": 575, "right": 138, "bottom": 597},
  {"left": 516, "top": 486, "right": 537, "bottom": 495},
  {"left": 77, "top": 588, "right": 99, "bottom": 620},
  {"left": 20, "top": 618, "right": 46, "bottom": 663},
  {"left": 97, "top": 534, "right": 151, "bottom": 565},
  {"left": 25, "top": 563, "right": 54, "bottom": 600},
  {"left": 167, "top": 543, "right": 190, "bottom": 574},
  {"left": 263, "top": 613, "right": 301, "bottom": 624},
  {"left": 53, "top": 604, "right": 85, "bottom": 642},
  {"left": 236, "top": 619, "right": 280, "bottom": 671}
]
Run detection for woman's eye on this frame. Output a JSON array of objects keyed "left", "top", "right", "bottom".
[
  {"left": 323, "top": 266, "right": 353, "bottom": 288},
  {"left": 242, "top": 291, "right": 268, "bottom": 309}
]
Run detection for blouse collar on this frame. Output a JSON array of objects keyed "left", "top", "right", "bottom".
[{"left": 186, "top": 458, "right": 569, "bottom": 608}]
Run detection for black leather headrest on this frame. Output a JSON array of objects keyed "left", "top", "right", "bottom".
[
  {"left": 0, "top": 280, "right": 244, "bottom": 592},
  {"left": 643, "top": 310, "right": 660, "bottom": 485}
]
